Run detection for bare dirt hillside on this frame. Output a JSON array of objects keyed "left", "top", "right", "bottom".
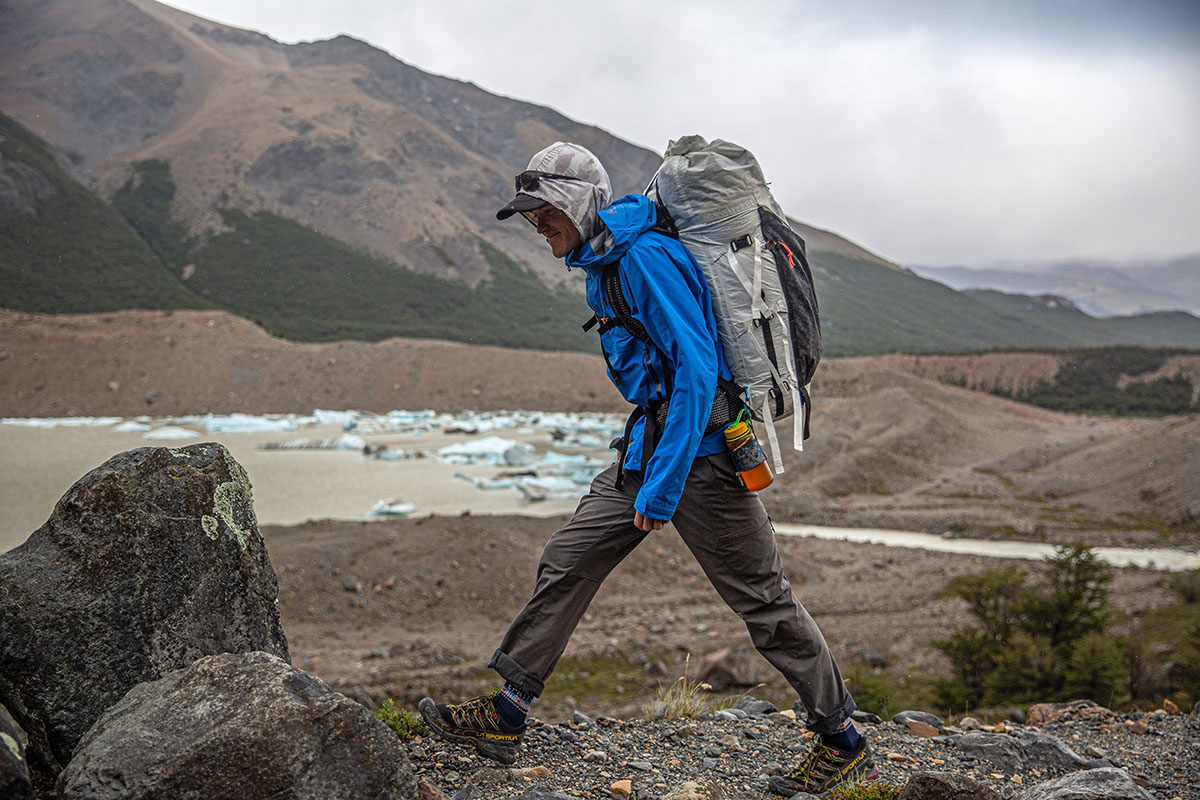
[
  {"left": 3, "top": 309, "right": 1197, "bottom": 548},
  {"left": 0, "top": 309, "right": 625, "bottom": 417}
]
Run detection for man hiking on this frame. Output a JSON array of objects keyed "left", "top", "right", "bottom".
[{"left": 419, "top": 142, "right": 874, "bottom": 796}]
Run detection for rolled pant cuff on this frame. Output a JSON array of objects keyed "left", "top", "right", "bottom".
[
  {"left": 797, "top": 694, "right": 858, "bottom": 736},
  {"left": 488, "top": 649, "right": 545, "bottom": 698}
]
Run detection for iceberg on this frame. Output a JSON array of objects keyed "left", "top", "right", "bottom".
[
  {"left": 257, "top": 434, "right": 367, "bottom": 451},
  {"left": 114, "top": 420, "right": 153, "bottom": 433},
  {"left": 437, "top": 436, "right": 536, "bottom": 466},
  {"left": 516, "top": 476, "right": 586, "bottom": 501},
  {"left": 2, "top": 416, "right": 123, "bottom": 428},
  {"left": 453, "top": 471, "right": 518, "bottom": 490},
  {"left": 202, "top": 413, "right": 299, "bottom": 433},
  {"left": 365, "top": 498, "right": 416, "bottom": 517},
  {"left": 144, "top": 426, "right": 200, "bottom": 440}
]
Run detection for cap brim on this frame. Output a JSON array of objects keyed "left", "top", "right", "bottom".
[{"left": 496, "top": 193, "right": 547, "bottom": 220}]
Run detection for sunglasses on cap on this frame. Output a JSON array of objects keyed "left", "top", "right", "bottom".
[{"left": 514, "top": 170, "right": 585, "bottom": 194}]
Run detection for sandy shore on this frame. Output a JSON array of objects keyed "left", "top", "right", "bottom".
[{"left": 0, "top": 420, "right": 612, "bottom": 553}]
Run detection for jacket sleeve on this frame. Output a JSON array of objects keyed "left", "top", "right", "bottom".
[{"left": 619, "top": 237, "right": 718, "bottom": 520}]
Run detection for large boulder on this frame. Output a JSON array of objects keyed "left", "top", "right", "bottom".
[
  {"left": 57, "top": 651, "right": 415, "bottom": 799},
  {"left": 1019, "top": 767, "right": 1154, "bottom": 800},
  {"left": 954, "top": 731, "right": 1110, "bottom": 773},
  {"left": 1, "top": 702, "right": 34, "bottom": 800},
  {"left": 0, "top": 444, "right": 289, "bottom": 776},
  {"left": 898, "top": 771, "right": 1001, "bottom": 800}
]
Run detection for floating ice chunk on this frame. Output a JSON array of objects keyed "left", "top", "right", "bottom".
[
  {"left": 453, "top": 471, "right": 518, "bottom": 490},
  {"left": 202, "top": 413, "right": 298, "bottom": 433},
  {"left": 114, "top": 420, "right": 153, "bottom": 433},
  {"left": 258, "top": 434, "right": 367, "bottom": 451},
  {"left": 2, "top": 416, "right": 123, "bottom": 428},
  {"left": 516, "top": 476, "right": 586, "bottom": 501},
  {"left": 312, "top": 409, "right": 357, "bottom": 427},
  {"left": 365, "top": 499, "right": 416, "bottom": 517},
  {"left": 367, "top": 445, "right": 425, "bottom": 461},
  {"left": 144, "top": 426, "right": 200, "bottom": 440},
  {"left": 437, "top": 436, "right": 535, "bottom": 466}
]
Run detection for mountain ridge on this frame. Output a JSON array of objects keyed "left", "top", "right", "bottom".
[{"left": 3, "top": 0, "right": 1199, "bottom": 355}]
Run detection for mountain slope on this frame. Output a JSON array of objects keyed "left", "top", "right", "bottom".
[
  {"left": 911, "top": 258, "right": 1200, "bottom": 317},
  {"left": 1, "top": 0, "right": 1198, "bottom": 356},
  {"left": 0, "top": 111, "right": 207, "bottom": 312}
]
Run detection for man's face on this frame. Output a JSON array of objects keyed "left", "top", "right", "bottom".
[{"left": 528, "top": 204, "right": 581, "bottom": 259}]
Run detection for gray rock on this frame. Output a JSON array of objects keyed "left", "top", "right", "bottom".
[
  {"left": 856, "top": 647, "right": 889, "bottom": 668},
  {"left": 897, "top": 771, "right": 1001, "bottom": 799},
  {"left": 57, "top": 651, "right": 413, "bottom": 799},
  {"left": 571, "top": 711, "right": 594, "bottom": 726},
  {"left": 662, "top": 776, "right": 726, "bottom": 799},
  {"left": 696, "top": 648, "right": 761, "bottom": 690},
  {"left": 1019, "top": 767, "right": 1154, "bottom": 799},
  {"left": 1, "top": 702, "right": 33, "bottom": 800},
  {"left": 514, "top": 792, "right": 575, "bottom": 800},
  {"left": 736, "top": 696, "right": 778, "bottom": 715},
  {"left": 851, "top": 710, "right": 882, "bottom": 725},
  {"left": 893, "top": 710, "right": 945, "bottom": 728},
  {"left": 0, "top": 444, "right": 289, "bottom": 777},
  {"left": 954, "top": 731, "right": 1109, "bottom": 773}
]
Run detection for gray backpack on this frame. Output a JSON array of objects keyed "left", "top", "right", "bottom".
[{"left": 645, "top": 136, "right": 822, "bottom": 472}]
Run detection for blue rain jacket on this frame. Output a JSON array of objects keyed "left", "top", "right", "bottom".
[{"left": 567, "top": 193, "right": 733, "bottom": 520}]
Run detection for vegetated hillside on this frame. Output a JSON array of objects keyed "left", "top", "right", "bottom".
[
  {"left": 0, "top": 112, "right": 208, "bottom": 312},
  {"left": 881, "top": 349, "right": 1200, "bottom": 417},
  {"left": 0, "top": 0, "right": 661, "bottom": 290},
  {"left": 969, "top": 291, "right": 1200, "bottom": 349},
  {"left": 111, "top": 159, "right": 596, "bottom": 349}
]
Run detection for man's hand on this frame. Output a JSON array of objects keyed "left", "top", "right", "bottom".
[{"left": 634, "top": 511, "right": 667, "bottom": 532}]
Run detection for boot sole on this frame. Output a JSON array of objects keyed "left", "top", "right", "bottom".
[{"left": 418, "top": 697, "right": 521, "bottom": 765}]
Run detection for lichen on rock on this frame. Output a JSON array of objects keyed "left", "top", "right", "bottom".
[{"left": 0, "top": 443, "right": 288, "bottom": 780}]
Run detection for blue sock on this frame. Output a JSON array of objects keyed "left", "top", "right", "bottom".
[
  {"left": 495, "top": 683, "right": 532, "bottom": 728},
  {"left": 821, "top": 718, "right": 861, "bottom": 751}
]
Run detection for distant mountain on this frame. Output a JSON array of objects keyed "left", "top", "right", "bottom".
[
  {"left": 910, "top": 258, "right": 1200, "bottom": 317},
  {"left": 2, "top": 0, "right": 1198, "bottom": 356}
]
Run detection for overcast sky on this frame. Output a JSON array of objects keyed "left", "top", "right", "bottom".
[{"left": 166, "top": 0, "right": 1200, "bottom": 269}]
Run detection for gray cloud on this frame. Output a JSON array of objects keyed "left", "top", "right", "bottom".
[{"left": 166, "top": 0, "right": 1200, "bottom": 267}]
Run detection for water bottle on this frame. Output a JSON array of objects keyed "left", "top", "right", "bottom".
[{"left": 723, "top": 415, "right": 773, "bottom": 491}]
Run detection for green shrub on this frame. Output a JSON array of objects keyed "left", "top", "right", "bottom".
[
  {"left": 935, "top": 545, "right": 1117, "bottom": 708},
  {"left": 373, "top": 699, "right": 425, "bottom": 740},
  {"left": 1062, "top": 632, "right": 1128, "bottom": 707},
  {"left": 1168, "top": 569, "right": 1200, "bottom": 604},
  {"left": 826, "top": 781, "right": 901, "bottom": 799}
]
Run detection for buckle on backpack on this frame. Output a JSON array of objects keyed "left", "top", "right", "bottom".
[{"left": 730, "top": 234, "right": 754, "bottom": 252}]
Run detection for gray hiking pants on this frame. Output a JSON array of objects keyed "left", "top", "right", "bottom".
[{"left": 487, "top": 452, "right": 856, "bottom": 734}]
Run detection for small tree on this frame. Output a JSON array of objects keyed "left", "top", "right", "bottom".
[
  {"left": 1062, "top": 632, "right": 1128, "bottom": 706},
  {"left": 934, "top": 545, "right": 1117, "bottom": 709},
  {"left": 945, "top": 566, "right": 1027, "bottom": 643},
  {"left": 1020, "top": 544, "right": 1112, "bottom": 652}
]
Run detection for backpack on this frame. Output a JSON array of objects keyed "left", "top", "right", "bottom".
[{"left": 593, "top": 136, "right": 822, "bottom": 474}]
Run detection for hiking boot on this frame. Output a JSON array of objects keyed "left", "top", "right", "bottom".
[
  {"left": 767, "top": 737, "right": 877, "bottom": 796},
  {"left": 418, "top": 692, "right": 525, "bottom": 764}
]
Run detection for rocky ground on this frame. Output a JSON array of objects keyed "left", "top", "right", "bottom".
[
  {"left": 260, "top": 513, "right": 1193, "bottom": 800},
  {"left": 403, "top": 702, "right": 1199, "bottom": 799}
]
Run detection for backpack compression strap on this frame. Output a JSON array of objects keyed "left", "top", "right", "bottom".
[{"left": 583, "top": 259, "right": 745, "bottom": 490}]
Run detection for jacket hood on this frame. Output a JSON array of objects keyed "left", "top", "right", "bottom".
[
  {"left": 515, "top": 142, "right": 612, "bottom": 244},
  {"left": 567, "top": 193, "right": 658, "bottom": 269}
]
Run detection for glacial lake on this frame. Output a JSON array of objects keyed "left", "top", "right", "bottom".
[{"left": 3, "top": 412, "right": 1197, "bottom": 572}]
